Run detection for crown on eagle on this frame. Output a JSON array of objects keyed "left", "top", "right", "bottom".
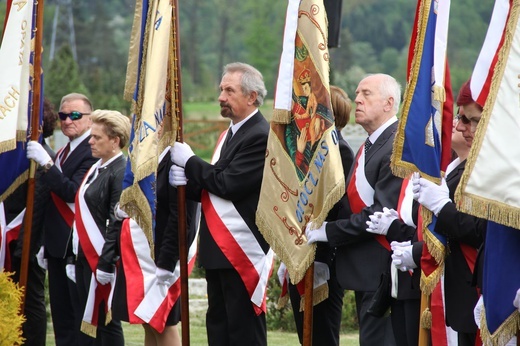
[{"left": 298, "top": 68, "right": 311, "bottom": 84}]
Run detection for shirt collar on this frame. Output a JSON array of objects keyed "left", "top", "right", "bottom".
[
  {"left": 229, "top": 109, "right": 258, "bottom": 138},
  {"left": 368, "top": 116, "right": 398, "bottom": 144}
]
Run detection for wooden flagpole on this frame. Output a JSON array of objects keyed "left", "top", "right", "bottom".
[
  {"left": 20, "top": 0, "right": 45, "bottom": 310},
  {"left": 302, "top": 263, "right": 314, "bottom": 346},
  {"left": 172, "top": 1, "right": 190, "bottom": 345}
]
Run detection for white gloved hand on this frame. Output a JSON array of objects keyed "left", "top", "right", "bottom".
[
  {"left": 390, "top": 241, "right": 417, "bottom": 271},
  {"left": 474, "top": 295, "right": 484, "bottom": 328},
  {"left": 313, "top": 261, "right": 330, "bottom": 288},
  {"left": 170, "top": 142, "right": 195, "bottom": 168},
  {"left": 114, "top": 202, "right": 129, "bottom": 221},
  {"left": 277, "top": 262, "right": 287, "bottom": 286},
  {"left": 66, "top": 264, "right": 76, "bottom": 283},
  {"left": 513, "top": 288, "right": 520, "bottom": 312},
  {"left": 412, "top": 172, "right": 450, "bottom": 216},
  {"left": 305, "top": 221, "right": 328, "bottom": 244},
  {"left": 169, "top": 165, "right": 187, "bottom": 187},
  {"left": 27, "top": 141, "right": 52, "bottom": 166},
  {"left": 36, "top": 246, "right": 47, "bottom": 270},
  {"left": 96, "top": 269, "right": 115, "bottom": 285},
  {"left": 156, "top": 267, "right": 175, "bottom": 286},
  {"left": 366, "top": 207, "right": 399, "bottom": 235}
]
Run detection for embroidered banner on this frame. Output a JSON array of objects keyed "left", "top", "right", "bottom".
[
  {"left": 256, "top": 0, "right": 344, "bottom": 285},
  {"left": 120, "top": 0, "right": 178, "bottom": 248}
]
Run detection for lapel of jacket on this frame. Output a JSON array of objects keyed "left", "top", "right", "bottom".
[
  {"left": 222, "top": 111, "right": 263, "bottom": 154},
  {"left": 365, "top": 121, "right": 398, "bottom": 164}
]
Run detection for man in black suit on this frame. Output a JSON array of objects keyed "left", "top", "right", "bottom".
[
  {"left": 169, "top": 62, "right": 272, "bottom": 345},
  {"left": 307, "top": 74, "right": 402, "bottom": 345},
  {"left": 27, "top": 93, "right": 97, "bottom": 345}
]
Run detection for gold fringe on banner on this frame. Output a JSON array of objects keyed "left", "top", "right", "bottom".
[
  {"left": 479, "top": 305, "right": 520, "bottom": 346},
  {"left": 299, "top": 282, "right": 329, "bottom": 312},
  {"left": 419, "top": 265, "right": 443, "bottom": 296},
  {"left": 271, "top": 109, "right": 292, "bottom": 124},
  {"left": 16, "top": 130, "right": 27, "bottom": 142},
  {"left": 0, "top": 170, "right": 28, "bottom": 203},
  {"left": 255, "top": 216, "right": 316, "bottom": 285},
  {"left": 124, "top": 0, "right": 144, "bottom": 101},
  {"left": 455, "top": 1, "right": 520, "bottom": 226},
  {"left": 276, "top": 294, "right": 290, "bottom": 310},
  {"left": 119, "top": 184, "right": 155, "bottom": 257},
  {"left": 390, "top": 0, "right": 432, "bottom": 180},
  {"left": 0, "top": 139, "right": 16, "bottom": 154}
]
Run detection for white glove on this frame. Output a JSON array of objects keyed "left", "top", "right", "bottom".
[
  {"left": 169, "top": 165, "right": 187, "bottom": 187},
  {"left": 366, "top": 207, "right": 399, "bottom": 235},
  {"left": 305, "top": 221, "right": 328, "bottom": 244},
  {"left": 313, "top": 261, "right": 330, "bottom": 288},
  {"left": 156, "top": 267, "right": 175, "bottom": 286},
  {"left": 114, "top": 202, "right": 129, "bottom": 221},
  {"left": 66, "top": 264, "right": 76, "bottom": 283},
  {"left": 277, "top": 262, "right": 287, "bottom": 286},
  {"left": 27, "top": 141, "right": 52, "bottom": 166},
  {"left": 36, "top": 246, "right": 47, "bottom": 270},
  {"left": 474, "top": 295, "right": 483, "bottom": 328},
  {"left": 170, "top": 142, "right": 195, "bottom": 168},
  {"left": 390, "top": 241, "right": 417, "bottom": 271},
  {"left": 513, "top": 288, "right": 520, "bottom": 312},
  {"left": 96, "top": 269, "right": 114, "bottom": 285},
  {"left": 412, "top": 172, "right": 450, "bottom": 216}
]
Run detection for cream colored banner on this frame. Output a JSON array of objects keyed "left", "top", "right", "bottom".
[
  {"left": 0, "top": 1, "right": 33, "bottom": 153},
  {"left": 456, "top": 3, "right": 520, "bottom": 228}
]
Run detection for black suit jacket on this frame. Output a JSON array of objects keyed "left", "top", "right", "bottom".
[
  {"left": 435, "top": 159, "right": 486, "bottom": 333},
  {"left": 42, "top": 136, "right": 96, "bottom": 258},
  {"left": 155, "top": 154, "right": 199, "bottom": 271},
  {"left": 326, "top": 121, "right": 404, "bottom": 291},
  {"left": 184, "top": 111, "right": 270, "bottom": 269}
]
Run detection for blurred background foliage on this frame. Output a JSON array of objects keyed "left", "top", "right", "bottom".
[{"left": 0, "top": 0, "right": 494, "bottom": 114}]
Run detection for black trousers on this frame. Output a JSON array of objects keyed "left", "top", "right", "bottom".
[
  {"left": 355, "top": 290, "right": 396, "bottom": 346},
  {"left": 47, "top": 256, "right": 84, "bottom": 346},
  {"left": 390, "top": 298, "right": 420, "bottom": 346},
  {"left": 288, "top": 265, "right": 344, "bottom": 345},
  {"left": 75, "top": 256, "right": 124, "bottom": 346},
  {"left": 11, "top": 255, "right": 47, "bottom": 346},
  {"left": 205, "top": 268, "right": 267, "bottom": 346}
]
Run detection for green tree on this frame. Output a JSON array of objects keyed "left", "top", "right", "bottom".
[{"left": 45, "top": 44, "right": 89, "bottom": 107}]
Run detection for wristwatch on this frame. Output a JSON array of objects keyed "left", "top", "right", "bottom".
[{"left": 42, "top": 160, "right": 54, "bottom": 172}]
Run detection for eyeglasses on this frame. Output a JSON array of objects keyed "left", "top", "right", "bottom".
[
  {"left": 455, "top": 114, "right": 471, "bottom": 124},
  {"left": 58, "top": 111, "right": 90, "bottom": 121},
  {"left": 455, "top": 113, "right": 480, "bottom": 133}
]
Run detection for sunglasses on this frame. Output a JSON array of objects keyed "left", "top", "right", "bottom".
[
  {"left": 58, "top": 111, "right": 90, "bottom": 121},
  {"left": 455, "top": 114, "right": 471, "bottom": 125}
]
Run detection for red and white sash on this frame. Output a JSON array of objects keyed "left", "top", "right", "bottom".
[
  {"left": 346, "top": 146, "right": 390, "bottom": 251},
  {"left": 202, "top": 130, "right": 274, "bottom": 315},
  {"left": 51, "top": 146, "right": 75, "bottom": 228},
  {"left": 74, "top": 162, "right": 115, "bottom": 336},
  {"left": 120, "top": 218, "right": 198, "bottom": 332},
  {"left": 0, "top": 202, "right": 24, "bottom": 271}
]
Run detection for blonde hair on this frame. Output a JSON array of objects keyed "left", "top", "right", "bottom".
[{"left": 90, "top": 110, "right": 131, "bottom": 148}]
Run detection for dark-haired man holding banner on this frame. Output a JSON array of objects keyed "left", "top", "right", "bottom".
[{"left": 307, "top": 74, "right": 402, "bottom": 345}]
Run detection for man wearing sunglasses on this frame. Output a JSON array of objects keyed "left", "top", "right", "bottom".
[{"left": 26, "top": 93, "right": 97, "bottom": 346}]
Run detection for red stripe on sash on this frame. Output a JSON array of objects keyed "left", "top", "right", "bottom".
[
  {"left": 51, "top": 192, "right": 74, "bottom": 228},
  {"left": 201, "top": 190, "right": 263, "bottom": 314},
  {"left": 347, "top": 147, "right": 390, "bottom": 251}
]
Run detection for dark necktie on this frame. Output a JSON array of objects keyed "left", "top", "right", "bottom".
[
  {"left": 60, "top": 142, "right": 71, "bottom": 164},
  {"left": 222, "top": 128, "right": 233, "bottom": 152},
  {"left": 364, "top": 137, "right": 372, "bottom": 154}
]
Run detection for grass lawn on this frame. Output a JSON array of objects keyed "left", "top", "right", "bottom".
[{"left": 46, "top": 319, "right": 360, "bottom": 345}]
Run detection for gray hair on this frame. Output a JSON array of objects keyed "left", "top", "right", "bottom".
[
  {"left": 60, "top": 93, "right": 93, "bottom": 112},
  {"left": 376, "top": 74, "right": 401, "bottom": 114},
  {"left": 223, "top": 62, "right": 267, "bottom": 106}
]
